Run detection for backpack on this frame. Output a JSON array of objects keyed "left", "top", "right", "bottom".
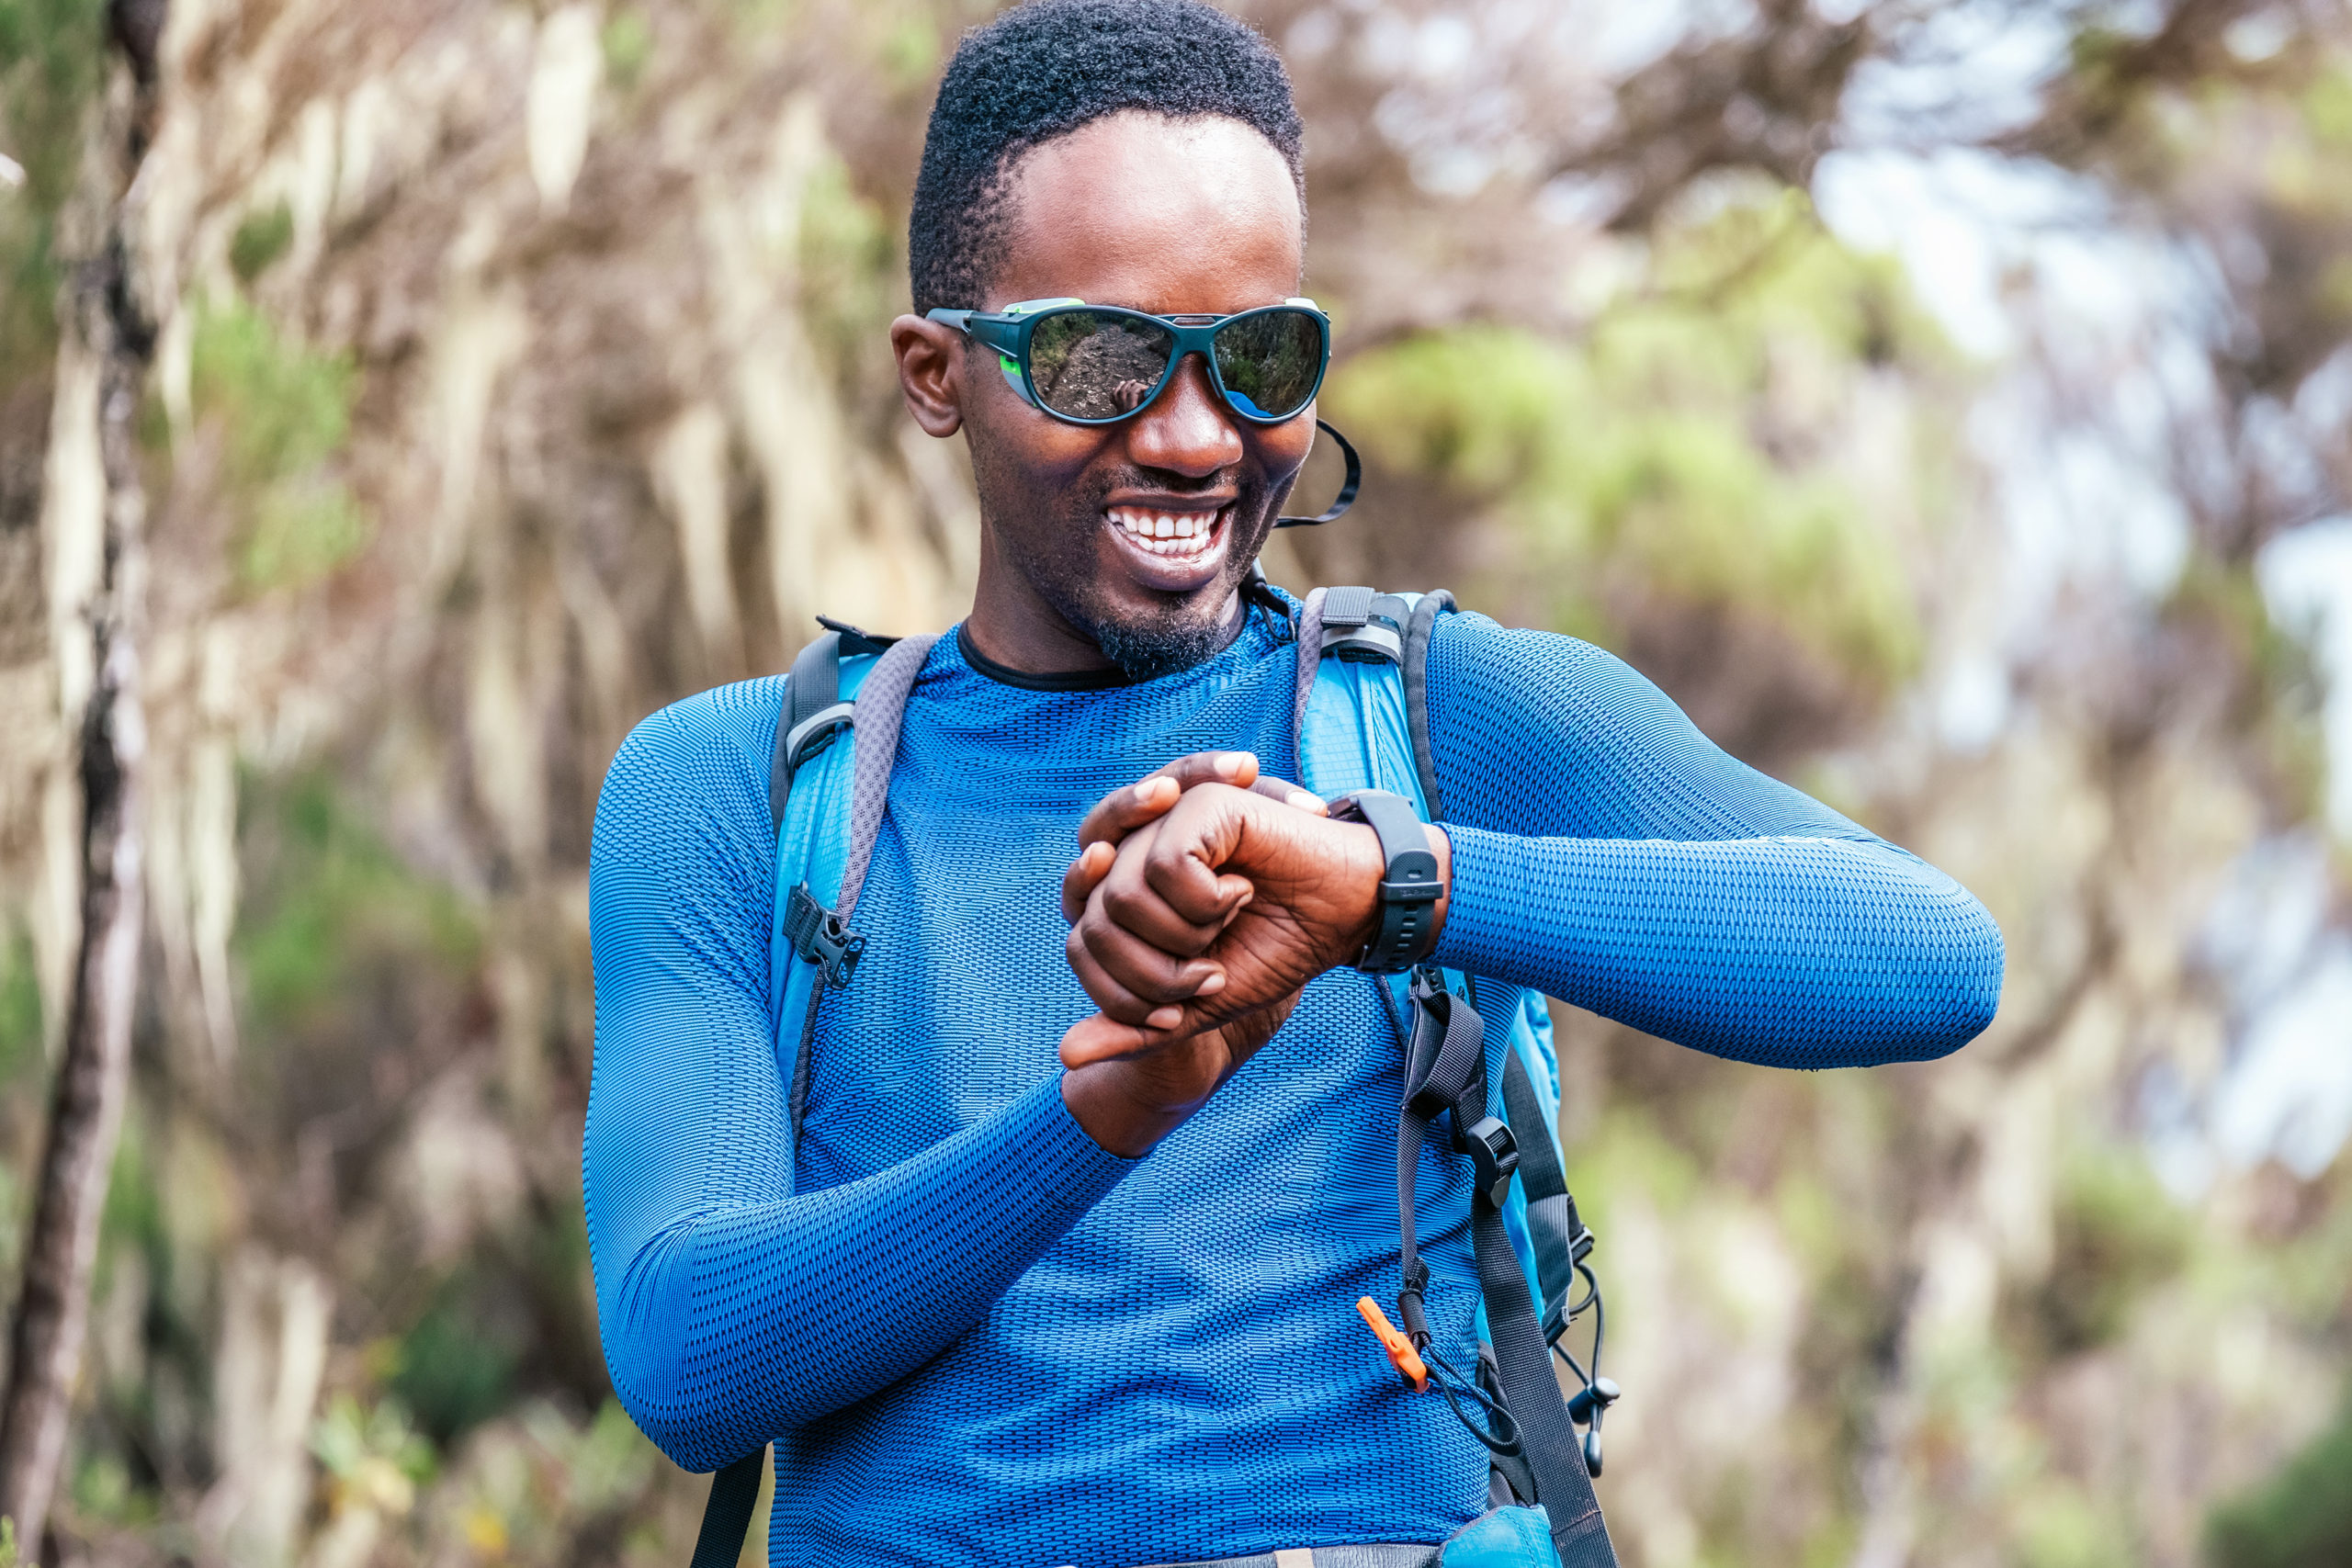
[{"left": 688, "top": 590, "right": 1619, "bottom": 1568}]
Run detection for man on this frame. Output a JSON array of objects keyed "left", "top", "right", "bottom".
[{"left": 583, "top": 2, "right": 2005, "bottom": 1564}]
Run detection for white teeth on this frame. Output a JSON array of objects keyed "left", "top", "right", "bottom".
[{"left": 1105, "top": 507, "right": 1223, "bottom": 557}]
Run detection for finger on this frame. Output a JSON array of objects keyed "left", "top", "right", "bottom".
[
  {"left": 1100, "top": 856, "right": 1246, "bottom": 956},
  {"left": 1077, "top": 774, "right": 1179, "bottom": 855},
  {"left": 1245, "top": 773, "right": 1329, "bottom": 815},
  {"left": 1136, "top": 791, "right": 1258, "bottom": 923},
  {"left": 1076, "top": 752, "right": 1261, "bottom": 851},
  {"left": 1076, "top": 886, "right": 1230, "bottom": 999},
  {"left": 1061, "top": 1010, "right": 1199, "bottom": 1067},
  {"left": 1060, "top": 839, "right": 1117, "bottom": 924},
  {"left": 1065, "top": 925, "right": 1209, "bottom": 1026},
  {"left": 1083, "top": 920, "right": 1229, "bottom": 1013},
  {"left": 1093, "top": 821, "right": 1241, "bottom": 945}
]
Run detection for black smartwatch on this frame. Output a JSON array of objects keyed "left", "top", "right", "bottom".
[{"left": 1327, "top": 789, "right": 1445, "bottom": 973}]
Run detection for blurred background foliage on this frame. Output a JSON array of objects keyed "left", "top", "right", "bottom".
[{"left": 3, "top": 0, "right": 2352, "bottom": 1563}]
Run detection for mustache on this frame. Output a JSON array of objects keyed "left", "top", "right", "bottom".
[{"left": 1081, "top": 464, "right": 1248, "bottom": 503}]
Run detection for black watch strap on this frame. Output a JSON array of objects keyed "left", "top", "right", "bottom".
[{"left": 1329, "top": 788, "right": 1444, "bottom": 973}]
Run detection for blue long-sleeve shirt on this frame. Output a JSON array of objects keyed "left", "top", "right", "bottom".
[{"left": 584, "top": 599, "right": 2002, "bottom": 1568}]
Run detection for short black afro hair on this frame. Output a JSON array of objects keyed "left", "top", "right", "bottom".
[{"left": 909, "top": 0, "right": 1305, "bottom": 318}]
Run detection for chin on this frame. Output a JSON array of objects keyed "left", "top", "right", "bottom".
[{"left": 1082, "top": 589, "right": 1244, "bottom": 682}]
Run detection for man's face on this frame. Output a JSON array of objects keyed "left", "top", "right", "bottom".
[{"left": 956, "top": 112, "right": 1315, "bottom": 677}]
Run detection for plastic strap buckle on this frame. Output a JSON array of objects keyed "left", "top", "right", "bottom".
[
  {"left": 1540, "top": 1216, "right": 1598, "bottom": 1343},
  {"left": 1320, "top": 586, "right": 1408, "bottom": 664},
  {"left": 1457, "top": 1114, "right": 1520, "bottom": 1210},
  {"left": 784, "top": 702, "right": 854, "bottom": 773},
  {"left": 783, "top": 883, "right": 865, "bottom": 987}
]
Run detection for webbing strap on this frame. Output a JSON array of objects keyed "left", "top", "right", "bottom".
[
  {"left": 1470, "top": 1199, "right": 1616, "bottom": 1566},
  {"left": 786, "top": 630, "right": 936, "bottom": 1156},
  {"left": 689, "top": 1448, "right": 765, "bottom": 1568},
  {"left": 770, "top": 632, "right": 842, "bottom": 829},
  {"left": 768, "top": 621, "right": 903, "bottom": 831},
  {"left": 1322, "top": 584, "right": 1375, "bottom": 628},
  {"left": 1394, "top": 979, "right": 1486, "bottom": 1303},
  {"left": 1500, "top": 1048, "right": 1587, "bottom": 1337}
]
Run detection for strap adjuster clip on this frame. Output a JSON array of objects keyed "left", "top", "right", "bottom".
[
  {"left": 784, "top": 883, "right": 865, "bottom": 987},
  {"left": 1457, "top": 1114, "right": 1519, "bottom": 1209},
  {"left": 784, "top": 702, "right": 855, "bottom": 773}
]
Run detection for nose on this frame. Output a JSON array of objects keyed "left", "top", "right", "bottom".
[{"left": 1125, "top": 352, "right": 1243, "bottom": 479}]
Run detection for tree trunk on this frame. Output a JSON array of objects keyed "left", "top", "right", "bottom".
[{"left": 0, "top": 79, "right": 158, "bottom": 1558}]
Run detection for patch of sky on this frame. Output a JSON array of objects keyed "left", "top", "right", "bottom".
[
  {"left": 2258, "top": 517, "right": 2352, "bottom": 838},
  {"left": 1815, "top": 146, "right": 2109, "bottom": 358},
  {"left": 1821, "top": 141, "right": 2225, "bottom": 633},
  {"left": 2295, "top": 345, "right": 2352, "bottom": 439},
  {"left": 1935, "top": 651, "right": 2012, "bottom": 753},
  {"left": 1538, "top": 173, "right": 1633, "bottom": 231},
  {"left": 2202, "top": 830, "right": 2337, "bottom": 1005},
  {"left": 1283, "top": 7, "right": 1340, "bottom": 62},
  {"left": 1548, "top": 0, "right": 1700, "bottom": 77},
  {"left": 1967, "top": 385, "right": 2192, "bottom": 622},
  {"left": 2222, "top": 6, "right": 2296, "bottom": 62},
  {"left": 2211, "top": 942, "right": 2352, "bottom": 1179},
  {"left": 2152, "top": 831, "right": 2352, "bottom": 1193},
  {"left": 1838, "top": 0, "right": 2075, "bottom": 146}
]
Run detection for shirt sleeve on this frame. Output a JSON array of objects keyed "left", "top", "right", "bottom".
[
  {"left": 1422, "top": 613, "right": 2004, "bottom": 1066},
  {"left": 582, "top": 686, "right": 1132, "bottom": 1471}
]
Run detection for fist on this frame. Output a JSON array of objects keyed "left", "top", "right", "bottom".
[{"left": 1059, "top": 759, "right": 1450, "bottom": 1067}]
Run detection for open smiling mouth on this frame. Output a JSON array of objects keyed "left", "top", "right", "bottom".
[{"left": 1104, "top": 503, "right": 1232, "bottom": 567}]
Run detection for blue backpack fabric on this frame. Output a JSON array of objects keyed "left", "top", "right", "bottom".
[
  {"left": 684, "top": 590, "right": 1613, "bottom": 1568},
  {"left": 1293, "top": 591, "right": 1566, "bottom": 1341}
]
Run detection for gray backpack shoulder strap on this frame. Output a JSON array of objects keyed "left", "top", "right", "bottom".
[
  {"left": 833, "top": 632, "right": 932, "bottom": 922},
  {"left": 700, "top": 626, "right": 935, "bottom": 1568},
  {"left": 770, "top": 617, "right": 899, "bottom": 832},
  {"left": 778, "top": 628, "right": 935, "bottom": 1130}
]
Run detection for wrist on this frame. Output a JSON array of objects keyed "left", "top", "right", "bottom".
[
  {"left": 1060, "top": 1063, "right": 1202, "bottom": 1159},
  {"left": 1337, "top": 824, "right": 1453, "bottom": 953},
  {"left": 1329, "top": 793, "right": 1452, "bottom": 972}
]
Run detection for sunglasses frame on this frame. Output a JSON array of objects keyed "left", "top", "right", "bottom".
[{"left": 925, "top": 297, "right": 1332, "bottom": 427}]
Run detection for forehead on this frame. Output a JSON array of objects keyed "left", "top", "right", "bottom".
[{"left": 991, "top": 111, "right": 1305, "bottom": 315}]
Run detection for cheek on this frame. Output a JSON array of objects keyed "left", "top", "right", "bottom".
[
  {"left": 1256, "top": 412, "right": 1320, "bottom": 490},
  {"left": 967, "top": 383, "right": 1116, "bottom": 500}
]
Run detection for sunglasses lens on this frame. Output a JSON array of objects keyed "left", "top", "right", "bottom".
[
  {"left": 1026, "top": 310, "right": 1177, "bottom": 421},
  {"left": 1212, "top": 310, "right": 1325, "bottom": 422}
]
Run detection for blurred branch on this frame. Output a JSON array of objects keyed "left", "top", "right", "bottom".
[
  {"left": 0, "top": 5, "right": 164, "bottom": 1552},
  {"left": 1990, "top": 0, "right": 2278, "bottom": 164},
  {"left": 1566, "top": 0, "right": 1877, "bottom": 230}
]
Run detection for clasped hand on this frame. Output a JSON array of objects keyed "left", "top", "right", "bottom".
[{"left": 1054, "top": 752, "right": 1450, "bottom": 1156}]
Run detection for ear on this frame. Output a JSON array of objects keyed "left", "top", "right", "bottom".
[{"left": 891, "top": 314, "right": 967, "bottom": 437}]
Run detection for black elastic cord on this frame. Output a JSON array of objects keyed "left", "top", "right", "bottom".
[
  {"left": 1274, "top": 421, "right": 1363, "bottom": 527},
  {"left": 1424, "top": 1346, "right": 1522, "bottom": 1457}
]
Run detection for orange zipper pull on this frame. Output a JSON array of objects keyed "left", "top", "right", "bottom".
[{"left": 1356, "top": 1296, "right": 1429, "bottom": 1392}]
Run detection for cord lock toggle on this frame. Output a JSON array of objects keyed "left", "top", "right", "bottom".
[{"left": 1356, "top": 1297, "right": 1429, "bottom": 1392}]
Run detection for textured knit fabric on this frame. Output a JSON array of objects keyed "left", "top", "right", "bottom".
[{"left": 584, "top": 598, "right": 2003, "bottom": 1568}]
